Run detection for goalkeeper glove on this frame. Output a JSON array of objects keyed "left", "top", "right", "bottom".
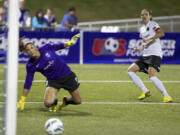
[
  {"left": 67, "top": 33, "right": 80, "bottom": 47},
  {"left": 17, "top": 96, "right": 26, "bottom": 111}
]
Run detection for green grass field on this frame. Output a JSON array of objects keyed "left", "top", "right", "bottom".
[{"left": 1, "top": 64, "right": 180, "bottom": 135}]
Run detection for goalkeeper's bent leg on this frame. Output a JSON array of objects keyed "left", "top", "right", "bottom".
[
  {"left": 69, "top": 89, "right": 82, "bottom": 105},
  {"left": 44, "top": 87, "right": 58, "bottom": 107}
]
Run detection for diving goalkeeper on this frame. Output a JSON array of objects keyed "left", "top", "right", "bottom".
[{"left": 17, "top": 33, "right": 81, "bottom": 112}]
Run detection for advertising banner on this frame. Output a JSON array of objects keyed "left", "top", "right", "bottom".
[
  {"left": 83, "top": 32, "right": 180, "bottom": 64},
  {"left": 0, "top": 31, "right": 80, "bottom": 63},
  {"left": 0, "top": 31, "right": 180, "bottom": 64}
]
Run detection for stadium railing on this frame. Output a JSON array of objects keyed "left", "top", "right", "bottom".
[
  {"left": 17, "top": 15, "right": 180, "bottom": 32},
  {"left": 77, "top": 15, "right": 180, "bottom": 32}
]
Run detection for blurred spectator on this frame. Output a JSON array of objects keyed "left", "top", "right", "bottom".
[
  {"left": 19, "top": 0, "right": 31, "bottom": 27},
  {"left": 0, "top": 7, "right": 6, "bottom": 27},
  {"left": 60, "top": 7, "right": 78, "bottom": 31},
  {"left": 32, "top": 9, "right": 48, "bottom": 28},
  {"left": 44, "top": 9, "right": 57, "bottom": 27},
  {"left": 2, "top": 0, "right": 31, "bottom": 27}
]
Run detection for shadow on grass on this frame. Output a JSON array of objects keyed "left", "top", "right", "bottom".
[{"left": 39, "top": 107, "right": 92, "bottom": 117}]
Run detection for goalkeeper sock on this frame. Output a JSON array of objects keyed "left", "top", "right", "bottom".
[
  {"left": 51, "top": 98, "right": 58, "bottom": 106},
  {"left": 65, "top": 98, "right": 76, "bottom": 105}
]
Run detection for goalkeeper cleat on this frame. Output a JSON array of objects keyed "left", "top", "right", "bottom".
[
  {"left": 163, "top": 97, "right": 173, "bottom": 103},
  {"left": 49, "top": 105, "right": 57, "bottom": 112},
  {"left": 138, "top": 91, "right": 151, "bottom": 100},
  {"left": 58, "top": 96, "right": 68, "bottom": 110}
]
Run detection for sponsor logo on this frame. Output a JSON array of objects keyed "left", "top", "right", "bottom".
[
  {"left": 92, "top": 37, "right": 127, "bottom": 56},
  {"left": 45, "top": 53, "right": 50, "bottom": 58},
  {"left": 43, "top": 60, "right": 54, "bottom": 70},
  {"left": 126, "top": 39, "right": 143, "bottom": 57},
  {"left": 18, "top": 38, "right": 70, "bottom": 62},
  {"left": 22, "top": 38, "right": 69, "bottom": 48},
  {"left": 126, "top": 39, "right": 176, "bottom": 57},
  {"left": 55, "top": 49, "right": 69, "bottom": 56},
  {"left": 18, "top": 38, "right": 70, "bottom": 57},
  {"left": 161, "top": 40, "right": 176, "bottom": 56}
]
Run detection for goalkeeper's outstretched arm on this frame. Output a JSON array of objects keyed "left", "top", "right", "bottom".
[
  {"left": 64, "top": 33, "right": 80, "bottom": 48},
  {"left": 50, "top": 33, "right": 80, "bottom": 51},
  {"left": 17, "top": 89, "right": 30, "bottom": 111},
  {"left": 22, "top": 89, "right": 30, "bottom": 97},
  {"left": 17, "top": 70, "right": 34, "bottom": 111}
]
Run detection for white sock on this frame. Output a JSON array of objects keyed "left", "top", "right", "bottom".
[
  {"left": 127, "top": 72, "right": 149, "bottom": 92},
  {"left": 150, "top": 76, "right": 170, "bottom": 97}
]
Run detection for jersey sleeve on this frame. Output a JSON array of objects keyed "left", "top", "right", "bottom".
[
  {"left": 24, "top": 65, "right": 35, "bottom": 90},
  {"left": 66, "top": 15, "right": 71, "bottom": 22},
  {"left": 49, "top": 43, "right": 65, "bottom": 51},
  {"left": 152, "top": 21, "right": 160, "bottom": 31}
]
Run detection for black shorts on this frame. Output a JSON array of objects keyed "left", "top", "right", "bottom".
[
  {"left": 135, "top": 55, "right": 161, "bottom": 74},
  {"left": 46, "top": 72, "right": 80, "bottom": 92}
]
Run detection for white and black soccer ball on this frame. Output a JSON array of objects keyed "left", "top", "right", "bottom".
[
  {"left": 45, "top": 118, "right": 64, "bottom": 135},
  {"left": 104, "top": 37, "right": 119, "bottom": 53}
]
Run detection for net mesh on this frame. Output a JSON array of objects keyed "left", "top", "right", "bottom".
[{"left": 0, "top": 24, "right": 8, "bottom": 135}]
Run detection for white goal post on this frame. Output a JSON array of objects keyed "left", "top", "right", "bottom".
[{"left": 5, "top": 0, "right": 19, "bottom": 134}]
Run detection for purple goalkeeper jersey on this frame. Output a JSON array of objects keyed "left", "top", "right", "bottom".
[{"left": 24, "top": 43, "right": 72, "bottom": 90}]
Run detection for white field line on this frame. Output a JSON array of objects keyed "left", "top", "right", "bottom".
[
  {"left": 17, "top": 64, "right": 180, "bottom": 69},
  {"left": 0, "top": 101, "right": 179, "bottom": 105},
  {"left": 0, "top": 64, "right": 180, "bottom": 69},
  {"left": 0, "top": 80, "right": 180, "bottom": 84}
]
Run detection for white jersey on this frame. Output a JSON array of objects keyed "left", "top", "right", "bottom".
[{"left": 139, "top": 20, "right": 163, "bottom": 58}]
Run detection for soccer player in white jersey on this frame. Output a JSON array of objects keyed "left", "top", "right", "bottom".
[{"left": 127, "top": 9, "right": 173, "bottom": 103}]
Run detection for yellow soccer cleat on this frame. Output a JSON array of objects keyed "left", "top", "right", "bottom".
[
  {"left": 163, "top": 97, "right": 173, "bottom": 103},
  {"left": 138, "top": 91, "right": 151, "bottom": 100},
  {"left": 58, "top": 96, "right": 68, "bottom": 110},
  {"left": 49, "top": 105, "right": 57, "bottom": 112}
]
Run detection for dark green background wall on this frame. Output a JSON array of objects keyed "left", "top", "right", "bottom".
[{"left": 2, "top": 0, "right": 180, "bottom": 23}]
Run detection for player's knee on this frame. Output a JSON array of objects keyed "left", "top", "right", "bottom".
[
  {"left": 127, "top": 63, "right": 139, "bottom": 72},
  {"left": 74, "top": 97, "right": 82, "bottom": 104},
  {"left": 44, "top": 100, "right": 54, "bottom": 107},
  {"left": 127, "top": 68, "right": 133, "bottom": 72},
  {"left": 148, "top": 71, "right": 156, "bottom": 78},
  {"left": 127, "top": 67, "right": 138, "bottom": 73},
  {"left": 148, "top": 68, "right": 156, "bottom": 78}
]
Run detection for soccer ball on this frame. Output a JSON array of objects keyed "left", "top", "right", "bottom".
[
  {"left": 45, "top": 118, "right": 64, "bottom": 135},
  {"left": 104, "top": 37, "right": 119, "bottom": 53}
]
